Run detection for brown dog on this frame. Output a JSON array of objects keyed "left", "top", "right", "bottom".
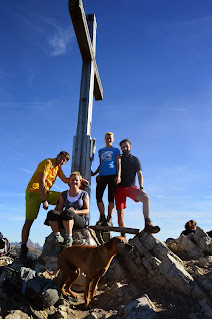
[{"left": 46, "top": 236, "right": 132, "bottom": 309}]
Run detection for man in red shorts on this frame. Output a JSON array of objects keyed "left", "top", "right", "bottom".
[{"left": 115, "top": 139, "right": 160, "bottom": 234}]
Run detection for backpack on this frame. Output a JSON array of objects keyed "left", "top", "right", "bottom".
[
  {"left": 3, "top": 266, "right": 60, "bottom": 310},
  {"left": 0, "top": 233, "right": 10, "bottom": 257}
]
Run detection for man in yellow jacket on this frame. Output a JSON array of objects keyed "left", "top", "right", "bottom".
[{"left": 20, "top": 151, "right": 70, "bottom": 261}]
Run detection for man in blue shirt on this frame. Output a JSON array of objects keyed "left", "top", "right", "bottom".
[{"left": 92, "top": 132, "right": 121, "bottom": 226}]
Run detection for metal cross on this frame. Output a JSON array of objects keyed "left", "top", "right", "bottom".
[{"left": 69, "top": 0, "right": 103, "bottom": 192}]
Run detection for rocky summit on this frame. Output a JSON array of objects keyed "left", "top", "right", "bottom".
[{"left": 0, "top": 226, "right": 212, "bottom": 319}]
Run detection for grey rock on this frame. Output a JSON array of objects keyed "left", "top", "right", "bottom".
[
  {"left": 5, "top": 310, "right": 30, "bottom": 319},
  {"left": 42, "top": 228, "right": 99, "bottom": 259},
  {"left": 84, "top": 313, "right": 98, "bottom": 319},
  {"left": 123, "top": 294, "right": 158, "bottom": 318}
]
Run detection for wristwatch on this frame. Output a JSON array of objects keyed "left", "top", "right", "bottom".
[{"left": 140, "top": 187, "right": 143, "bottom": 189}]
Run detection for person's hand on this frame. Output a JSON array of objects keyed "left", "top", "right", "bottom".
[
  {"left": 82, "top": 178, "right": 89, "bottom": 186},
  {"left": 115, "top": 176, "right": 121, "bottom": 185},
  {"left": 139, "top": 188, "right": 146, "bottom": 195},
  {"left": 96, "top": 175, "right": 101, "bottom": 183},
  {"left": 43, "top": 200, "right": 48, "bottom": 210},
  {"left": 69, "top": 207, "right": 76, "bottom": 213}
]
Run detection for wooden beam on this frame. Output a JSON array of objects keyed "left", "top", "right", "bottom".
[
  {"left": 93, "top": 62, "right": 103, "bottom": 101},
  {"left": 89, "top": 225, "right": 140, "bottom": 234},
  {"left": 69, "top": 0, "right": 103, "bottom": 101}
]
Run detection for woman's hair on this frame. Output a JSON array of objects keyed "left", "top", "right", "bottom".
[
  {"left": 68, "top": 171, "right": 82, "bottom": 187},
  {"left": 185, "top": 220, "right": 197, "bottom": 231}
]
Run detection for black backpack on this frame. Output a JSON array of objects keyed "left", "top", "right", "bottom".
[
  {"left": 3, "top": 266, "right": 60, "bottom": 310},
  {"left": 0, "top": 233, "right": 10, "bottom": 257}
]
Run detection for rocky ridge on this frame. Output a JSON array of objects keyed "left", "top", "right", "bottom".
[{"left": 0, "top": 226, "right": 211, "bottom": 319}]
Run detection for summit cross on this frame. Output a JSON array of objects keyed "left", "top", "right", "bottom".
[{"left": 69, "top": 0, "right": 103, "bottom": 189}]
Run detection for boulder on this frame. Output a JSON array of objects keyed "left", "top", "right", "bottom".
[
  {"left": 166, "top": 227, "right": 212, "bottom": 260},
  {"left": 122, "top": 294, "right": 158, "bottom": 319},
  {"left": 41, "top": 228, "right": 99, "bottom": 260},
  {"left": 127, "top": 232, "right": 197, "bottom": 295}
]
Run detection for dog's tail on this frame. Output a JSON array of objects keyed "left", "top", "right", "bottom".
[{"left": 45, "top": 267, "right": 60, "bottom": 277}]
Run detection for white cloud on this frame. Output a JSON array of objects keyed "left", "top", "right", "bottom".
[
  {"left": 19, "top": 168, "right": 33, "bottom": 174},
  {"left": 151, "top": 194, "right": 191, "bottom": 199},
  {"left": 48, "top": 28, "right": 73, "bottom": 56},
  {"left": 8, "top": 216, "right": 25, "bottom": 221},
  {"left": 15, "top": 13, "right": 74, "bottom": 57},
  {"left": 39, "top": 16, "right": 74, "bottom": 56}
]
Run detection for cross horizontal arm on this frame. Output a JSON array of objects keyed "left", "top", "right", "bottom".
[{"left": 69, "top": 0, "right": 103, "bottom": 101}]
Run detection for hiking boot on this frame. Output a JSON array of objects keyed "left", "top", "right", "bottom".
[
  {"left": 105, "top": 220, "right": 113, "bottom": 227},
  {"left": 55, "top": 234, "right": 64, "bottom": 253},
  {"left": 144, "top": 221, "right": 160, "bottom": 234},
  {"left": 19, "top": 245, "right": 28, "bottom": 263},
  {"left": 65, "top": 236, "right": 73, "bottom": 248},
  {"left": 96, "top": 214, "right": 106, "bottom": 226}
]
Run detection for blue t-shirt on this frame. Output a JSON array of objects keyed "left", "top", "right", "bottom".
[{"left": 98, "top": 147, "right": 120, "bottom": 176}]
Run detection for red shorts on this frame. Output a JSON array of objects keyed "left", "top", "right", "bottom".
[{"left": 115, "top": 186, "right": 140, "bottom": 210}]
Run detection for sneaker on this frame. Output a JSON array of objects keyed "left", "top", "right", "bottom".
[
  {"left": 144, "top": 221, "right": 160, "bottom": 234},
  {"left": 105, "top": 220, "right": 113, "bottom": 227},
  {"left": 96, "top": 214, "right": 106, "bottom": 226},
  {"left": 19, "top": 245, "right": 28, "bottom": 263},
  {"left": 65, "top": 236, "right": 73, "bottom": 248},
  {"left": 55, "top": 234, "right": 64, "bottom": 253}
]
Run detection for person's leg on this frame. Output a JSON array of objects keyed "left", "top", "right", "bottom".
[
  {"left": 135, "top": 190, "right": 150, "bottom": 219},
  {"left": 45, "top": 209, "right": 64, "bottom": 249},
  {"left": 97, "top": 202, "right": 105, "bottom": 215},
  {"left": 63, "top": 219, "right": 74, "bottom": 236},
  {"left": 117, "top": 209, "right": 125, "bottom": 227},
  {"left": 61, "top": 209, "right": 84, "bottom": 247},
  {"left": 48, "top": 220, "right": 60, "bottom": 233},
  {"left": 46, "top": 192, "right": 62, "bottom": 240},
  {"left": 47, "top": 191, "right": 61, "bottom": 206},
  {"left": 20, "top": 192, "right": 41, "bottom": 260},
  {"left": 115, "top": 187, "right": 127, "bottom": 236},
  {"left": 107, "top": 203, "right": 114, "bottom": 222},
  {"left": 106, "top": 175, "right": 117, "bottom": 225},
  {"left": 21, "top": 219, "right": 34, "bottom": 244},
  {"left": 20, "top": 219, "right": 34, "bottom": 261},
  {"left": 96, "top": 176, "right": 107, "bottom": 225},
  {"left": 135, "top": 189, "right": 160, "bottom": 234}
]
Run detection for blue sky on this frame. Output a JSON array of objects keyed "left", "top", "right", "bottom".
[{"left": 1, "top": 0, "right": 212, "bottom": 245}]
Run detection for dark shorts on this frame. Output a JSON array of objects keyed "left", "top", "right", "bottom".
[
  {"left": 115, "top": 186, "right": 140, "bottom": 210},
  {"left": 96, "top": 175, "right": 117, "bottom": 203},
  {"left": 44, "top": 209, "right": 85, "bottom": 229}
]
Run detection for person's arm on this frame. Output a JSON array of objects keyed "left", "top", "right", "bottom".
[
  {"left": 137, "top": 170, "right": 144, "bottom": 189},
  {"left": 69, "top": 194, "right": 90, "bottom": 216},
  {"left": 55, "top": 195, "right": 64, "bottom": 214},
  {"left": 115, "top": 155, "right": 121, "bottom": 185},
  {"left": 39, "top": 173, "right": 48, "bottom": 210},
  {"left": 81, "top": 178, "right": 89, "bottom": 186},
  {"left": 58, "top": 169, "right": 69, "bottom": 184},
  {"left": 91, "top": 157, "right": 101, "bottom": 176}
]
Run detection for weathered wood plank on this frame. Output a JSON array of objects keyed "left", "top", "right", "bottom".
[{"left": 89, "top": 225, "right": 140, "bottom": 234}]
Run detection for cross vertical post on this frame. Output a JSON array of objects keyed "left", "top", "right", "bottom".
[{"left": 69, "top": 0, "right": 103, "bottom": 196}]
